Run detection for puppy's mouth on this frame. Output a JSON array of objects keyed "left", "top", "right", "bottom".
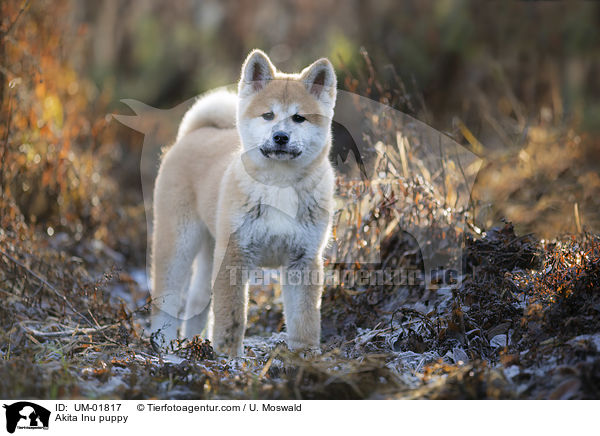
[{"left": 259, "top": 147, "right": 302, "bottom": 160}]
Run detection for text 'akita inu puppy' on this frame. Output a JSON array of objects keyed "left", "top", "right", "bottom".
[{"left": 151, "top": 50, "right": 337, "bottom": 356}]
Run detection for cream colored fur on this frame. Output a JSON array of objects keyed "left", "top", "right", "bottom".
[{"left": 151, "top": 50, "right": 336, "bottom": 356}]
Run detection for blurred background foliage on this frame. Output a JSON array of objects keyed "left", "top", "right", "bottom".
[{"left": 1, "top": 0, "right": 599, "bottom": 261}]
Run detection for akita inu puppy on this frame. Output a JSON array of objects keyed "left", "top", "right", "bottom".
[{"left": 150, "top": 50, "right": 337, "bottom": 356}]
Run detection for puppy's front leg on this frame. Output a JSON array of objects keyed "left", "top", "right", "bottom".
[
  {"left": 211, "top": 236, "right": 249, "bottom": 357},
  {"left": 282, "top": 257, "right": 323, "bottom": 352}
]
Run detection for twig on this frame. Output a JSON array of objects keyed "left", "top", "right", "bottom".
[
  {"left": 455, "top": 152, "right": 475, "bottom": 217},
  {"left": 1, "top": 1, "right": 29, "bottom": 38},
  {"left": 396, "top": 132, "right": 409, "bottom": 179},
  {"left": 0, "top": 248, "right": 93, "bottom": 327},
  {"left": 390, "top": 308, "right": 436, "bottom": 336},
  {"left": 20, "top": 321, "right": 118, "bottom": 339},
  {"left": 259, "top": 350, "right": 278, "bottom": 379},
  {"left": 0, "top": 87, "right": 13, "bottom": 188},
  {"left": 438, "top": 136, "right": 447, "bottom": 208},
  {"left": 574, "top": 202, "right": 583, "bottom": 234},
  {"left": 87, "top": 308, "right": 121, "bottom": 345}
]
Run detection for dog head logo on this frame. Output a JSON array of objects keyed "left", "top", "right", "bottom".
[{"left": 3, "top": 402, "right": 50, "bottom": 433}]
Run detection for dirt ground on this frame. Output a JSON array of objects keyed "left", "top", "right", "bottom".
[{"left": 1, "top": 171, "right": 599, "bottom": 399}]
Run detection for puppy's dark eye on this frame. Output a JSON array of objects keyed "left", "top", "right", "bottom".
[
  {"left": 262, "top": 112, "right": 274, "bottom": 121},
  {"left": 292, "top": 114, "right": 306, "bottom": 123}
]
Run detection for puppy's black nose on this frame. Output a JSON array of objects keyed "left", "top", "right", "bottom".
[{"left": 273, "top": 131, "right": 289, "bottom": 146}]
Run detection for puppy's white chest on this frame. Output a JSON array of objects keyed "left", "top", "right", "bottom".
[
  {"left": 249, "top": 185, "right": 299, "bottom": 236},
  {"left": 236, "top": 186, "right": 306, "bottom": 267},
  {"left": 260, "top": 185, "right": 298, "bottom": 219}
]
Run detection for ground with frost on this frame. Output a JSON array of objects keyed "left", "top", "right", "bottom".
[{"left": 2, "top": 179, "right": 599, "bottom": 400}]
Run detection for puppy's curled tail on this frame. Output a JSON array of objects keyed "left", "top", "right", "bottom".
[{"left": 176, "top": 89, "right": 237, "bottom": 141}]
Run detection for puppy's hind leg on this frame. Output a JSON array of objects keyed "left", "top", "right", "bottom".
[
  {"left": 151, "top": 193, "right": 201, "bottom": 343},
  {"left": 211, "top": 234, "right": 250, "bottom": 357},
  {"left": 183, "top": 224, "right": 215, "bottom": 338}
]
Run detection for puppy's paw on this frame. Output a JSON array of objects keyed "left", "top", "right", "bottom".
[
  {"left": 213, "top": 342, "right": 244, "bottom": 358},
  {"left": 150, "top": 309, "right": 181, "bottom": 344},
  {"left": 287, "top": 339, "right": 321, "bottom": 358}
]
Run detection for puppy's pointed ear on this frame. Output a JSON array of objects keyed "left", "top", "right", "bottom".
[
  {"left": 301, "top": 58, "right": 337, "bottom": 108},
  {"left": 239, "top": 49, "right": 275, "bottom": 96}
]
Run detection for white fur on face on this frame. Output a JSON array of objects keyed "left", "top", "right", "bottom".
[{"left": 237, "top": 98, "right": 331, "bottom": 169}]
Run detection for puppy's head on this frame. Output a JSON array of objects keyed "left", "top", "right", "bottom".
[{"left": 237, "top": 50, "right": 336, "bottom": 170}]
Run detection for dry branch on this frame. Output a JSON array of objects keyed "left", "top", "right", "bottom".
[
  {"left": 19, "top": 321, "right": 118, "bottom": 339},
  {"left": 0, "top": 248, "right": 93, "bottom": 327}
]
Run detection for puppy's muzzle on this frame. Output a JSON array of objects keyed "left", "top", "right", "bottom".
[
  {"left": 259, "top": 147, "right": 302, "bottom": 159},
  {"left": 260, "top": 133, "right": 302, "bottom": 159}
]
